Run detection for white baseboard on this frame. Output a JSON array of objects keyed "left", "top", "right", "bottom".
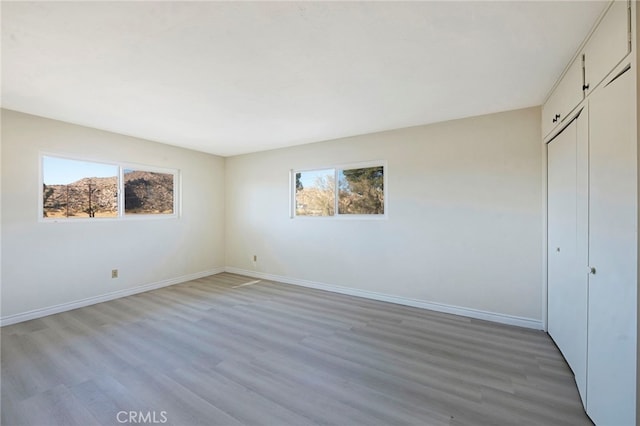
[
  {"left": 225, "top": 267, "right": 544, "bottom": 330},
  {"left": 0, "top": 267, "right": 225, "bottom": 326},
  {"left": 2, "top": 266, "right": 543, "bottom": 330}
]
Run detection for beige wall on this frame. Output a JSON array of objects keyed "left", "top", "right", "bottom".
[
  {"left": 225, "top": 107, "right": 543, "bottom": 325},
  {"left": 1, "top": 109, "right": 226, "bottom": 321},
  {"left": 1, "top": 107, "right": 543, "bottom": 327}
]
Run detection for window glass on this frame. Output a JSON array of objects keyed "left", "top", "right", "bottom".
[
  {"left": 295, "top": 169, "right": 335, "bottom": 216},
  {"left": 124, "top": 169, "right": 175, "bottom": 215},
  {"left": 338, "top": 166, "right": 384, "bottom": 215},
  {"left": 42, "top": 156, "right": 118, "bottom": 219}
]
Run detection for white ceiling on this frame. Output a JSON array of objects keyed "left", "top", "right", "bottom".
[{"left": 2, "top": 1, "right": 607, "bottom": 157}]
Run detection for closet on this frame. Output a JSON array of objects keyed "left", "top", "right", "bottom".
[
  {"left": 547, "top": 108, "right": 589, "bottom": 406},
  {"left": 585, "top": 65, "right": 636, "bottom": 425},
  {"left": 545, "top": 1, "right": 637, "bottom": 425}
]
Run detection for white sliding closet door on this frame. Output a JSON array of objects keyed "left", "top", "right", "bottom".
[
  {"left": 587, "top": 67, "right": 637, "bottom": 426},
  {"left": 547, "top": 113, "right": 588, "bottom": 404}
]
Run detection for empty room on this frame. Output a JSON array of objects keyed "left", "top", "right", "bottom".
[{"left": 1, "top": 1, "right": 638, "bottom": 425}]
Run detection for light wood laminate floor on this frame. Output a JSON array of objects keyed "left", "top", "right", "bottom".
[{"left": 1, "top": 273, "right": 592, "bottom": 425}]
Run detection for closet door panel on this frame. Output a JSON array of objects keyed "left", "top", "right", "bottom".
[
  {"left": 587, "top": 67, "right": 637, "bottom": 426},
  {"left": 583, "top": 0, "right": 630, "bottom": 94},
  {"left": 547, "top": 117, "right": 588, "bottom": 403},
  {"left": 542, "top": 57, "right": 584, "bottom": 137}
]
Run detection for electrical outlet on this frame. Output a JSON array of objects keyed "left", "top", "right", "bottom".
[{"left": 111, "top": 269, "right": 118, "bottom": 279}]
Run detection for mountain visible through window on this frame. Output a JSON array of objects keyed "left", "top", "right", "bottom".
[
  {"left": 42, "top": 156, "right": 118, "bottom": 218},
  {"left": 41, "top": 155, "right": 179, "bottom": 221},
  {"left": 124, "top": 169, "right": 174, "bottom": 215}
]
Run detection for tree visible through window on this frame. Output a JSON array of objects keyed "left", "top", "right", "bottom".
[
  {"left": 294, "top": 163, "right": 385, "bottom": 217},
  {"left": 295, "top": 169, "right": 335, "bottom": 216},
  {"left": 339, "top": 166, "right": 384, "bottom": 215},
  {"left": 41, "top": 155, "right": 179, "bottom": 220},
  {"left": 42, "top": 156, "right": 118, "bottom": 218}
]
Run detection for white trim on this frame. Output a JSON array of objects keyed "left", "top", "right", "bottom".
[
  {"left": 2, "top": 266, "right": 543, "bottom": 330},
  {"left": 541, "top": 132, "right": 549, "bottom": 332},
  {"left": 0, "top": 267, "right": 224, "bottom": 326},
  {"left": 289, "top": 169, "right": 294, "bottom": 218},
  {"left": 224, "top": 267, "right": 544, "bottom": 330}
]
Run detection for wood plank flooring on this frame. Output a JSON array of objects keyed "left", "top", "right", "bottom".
[{"left": 1, "top": 273, "right": 592, "bottom": 425}]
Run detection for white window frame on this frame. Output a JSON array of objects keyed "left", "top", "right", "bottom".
[
  {"left": 39, "top": 152, "right": 181, "bottom": 223},
  {"left": 290, "top": 160, "right": 387, "bottom": 220}
]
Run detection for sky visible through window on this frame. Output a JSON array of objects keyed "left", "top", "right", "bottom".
[
  {"left": 43, "top": 156, "right": 118, "bottom": 185},
  {"left": 298, "top": 169, "right": 333, "bottom": 188},
  {"left": 295, "top": 165, "right": 384, "bottom": 216}
]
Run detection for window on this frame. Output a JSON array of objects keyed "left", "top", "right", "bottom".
[
  {"left": 295, "top": 168, "right": 335, "bottom": 216},
  {"left": 41, "top": 154, "right": 179, "bottom": 221},
  {"left": 124, "top": 169, "right": 175, "bottom": 215},
  {"left": 293, "top": 162, "right": 386, "bottom": 218},
  {"left": 42, "top": 156, "right": 118, "bottom": 219},
  {"left": 338, "top": 165, "right": 384, "bottom": 215}
]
